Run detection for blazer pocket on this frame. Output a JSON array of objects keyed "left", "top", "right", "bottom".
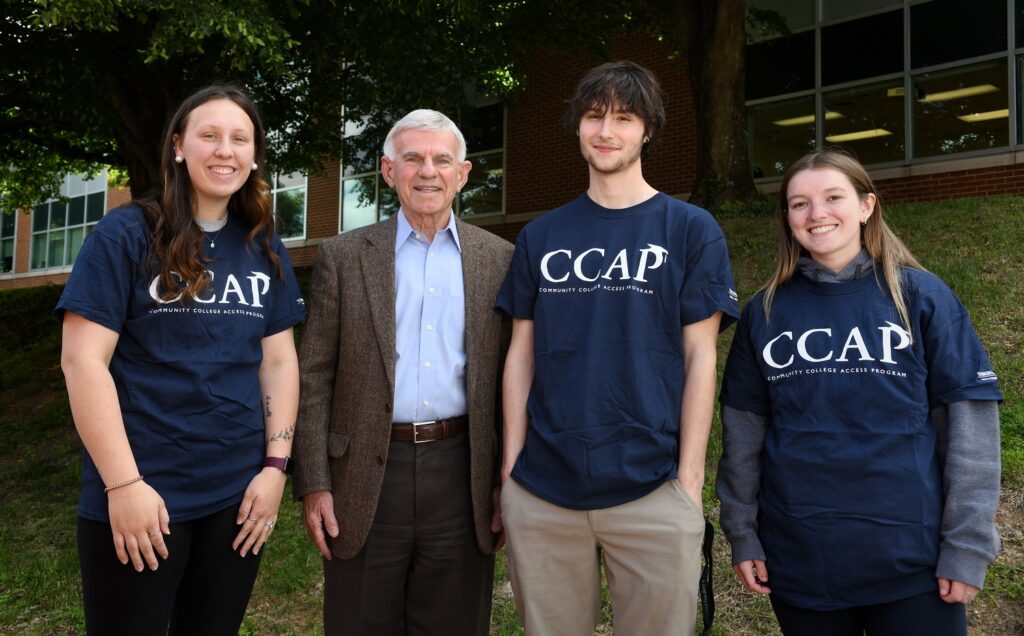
[{"left": 328, "top": 431, "right": 351, "bottom": 458}]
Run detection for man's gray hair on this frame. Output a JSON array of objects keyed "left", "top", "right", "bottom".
[{"left": 382, "top": 109, "right": 467, "bottom": 162}]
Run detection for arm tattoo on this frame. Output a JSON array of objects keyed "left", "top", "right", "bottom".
[
  {"left": 265, "top": 395, "right": 272, "bottom": 418},
  {"left": 268, "top": 425, "right": 294, "bottom": 443}
]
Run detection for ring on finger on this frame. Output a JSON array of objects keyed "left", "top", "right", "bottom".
[
  {"left": 266, "top": 521, "right": 275, "bottom": 529},
  {"left": 147, "top": 530, "right": 160, "bottom": 537},
  {"left": 249, "top": 517, "right": 258, "bottom": 523}
]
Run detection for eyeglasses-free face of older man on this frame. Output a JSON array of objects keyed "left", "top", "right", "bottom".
[{"left": 381, "top": 127, "right": 471, "bottom": 237}]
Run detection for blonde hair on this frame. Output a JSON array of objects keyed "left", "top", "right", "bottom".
[{"left": 762, "top": 149, "right": 924, "bottom": 331}]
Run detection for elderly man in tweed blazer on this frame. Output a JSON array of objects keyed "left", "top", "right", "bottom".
[{"left": 292, "top": 109, "right": 513, "bottom": 636}]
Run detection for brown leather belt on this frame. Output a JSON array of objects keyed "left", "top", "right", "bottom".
[{"left": 391, "top": 416, "right": 467, "bottom": 443}]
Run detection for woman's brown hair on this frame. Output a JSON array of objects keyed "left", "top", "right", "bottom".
[
  {"left": 762, "top": 148, "right": 924, "bottom": 332},
  {"left": 139, "top": 85, "right": 282, "bottom": 303}
]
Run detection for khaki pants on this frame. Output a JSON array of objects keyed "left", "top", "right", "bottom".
[{"left": 501, "top": 479, "right": 705, "bottom": 636}]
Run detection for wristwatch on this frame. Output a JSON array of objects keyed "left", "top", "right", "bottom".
[{"left": 263, "top": 456, "right": 293, "bottom": 475}]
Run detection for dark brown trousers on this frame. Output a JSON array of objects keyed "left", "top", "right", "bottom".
[{"left": 323, "top": 433, "right": 494, "bottom": 636}]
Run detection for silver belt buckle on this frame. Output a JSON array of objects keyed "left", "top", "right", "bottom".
[{"left": 411, "top": 420, "right": 437, "bottom": 444}]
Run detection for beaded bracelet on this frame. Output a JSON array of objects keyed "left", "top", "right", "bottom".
[{"left": 104, "top": 475, "right": 144, "bottom": 493}]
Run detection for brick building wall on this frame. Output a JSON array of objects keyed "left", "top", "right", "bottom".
[
  {"left": 877, "top": 163, "right": 1024, "bottom": 204},
  {"left": 504, "top": 34, "right": 697, "bottom": 218},
  {"left": 108, "top": 188, "right": 132, "bottom": 209},
  {"left": 286, "top": 159, "right": 340, "bottom": 268}
]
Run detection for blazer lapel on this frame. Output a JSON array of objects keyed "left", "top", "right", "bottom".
[
  {"left": 459, "top": 219, "right": 484, "bottom": 407},
  {"left": 361, "top": 215, "right": 398, "bottom": 393}
]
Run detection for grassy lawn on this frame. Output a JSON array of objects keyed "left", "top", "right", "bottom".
[{"left": 0, "top": 194, "right": 1021, "bottom": 634}]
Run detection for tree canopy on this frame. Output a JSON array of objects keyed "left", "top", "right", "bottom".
[
  {"left": 1, "top": 0, "right": 524, "bottom": 204},
  {"left": 1, "top": 0, "right": 758, "bottom": 209}
]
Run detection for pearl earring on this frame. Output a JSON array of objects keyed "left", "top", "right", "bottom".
[
  {"left": 174, "top": 155, "right": 183, "bottom": 163},
  {"left": 252, "top": 162, "right": 258, "bottom": 170}
]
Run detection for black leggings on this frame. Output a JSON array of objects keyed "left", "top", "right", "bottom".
[
  {"left": 78, "top": 504, "right": 262, "bottom": 636},
  {"left": 771, "top": 589, "right": 967, "bottom": 636}
]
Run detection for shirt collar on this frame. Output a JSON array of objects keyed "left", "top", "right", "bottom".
[{"left": 395, "top": 208, "right": 462, "bottom": 253}]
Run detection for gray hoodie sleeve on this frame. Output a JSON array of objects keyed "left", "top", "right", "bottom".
[
  {"left": 933, "top": 400, "right": 1001, "bottom": 589},
  {"left": 716, "top": 404, "right": 768, "bottom": 565}
]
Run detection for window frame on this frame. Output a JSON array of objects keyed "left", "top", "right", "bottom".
[
  {"left": 0, "top": 205, "right": 17, "bottom": 275},
  {"left": 29, "top": 172, "right": 107, "bottom": 272},
  {"left": 270, "top": 171, "right": 308, "bottom": 241},
  {"left": 746, "top": 0, "right": 1022, "bottom": 181}
]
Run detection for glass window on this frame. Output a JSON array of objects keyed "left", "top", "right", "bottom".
[
  {"left": 911, "top": 0, "right": 1006, "bottom": 69},
  {"left": 748, "top": 96, "right": 817, "bottom": 178},
  {"left": 47, "top": 230, "right": 65, "bottom": 269},
  {"left": 823, "top": 80, "right": 905, "bottom": 164},
  {"left": 271, "top": 172, "right": 306, "bottom": 240},
  {"left": 342, "top": 118, "right": 378, "bottom": 177},
  {"left": 342, "top": 174, "right": 378, "bottom": 232},
  {"left": 747, "top": 0, "right": 815, "bottom": 33},
  {"left": 30, "top": 171, "right": 107, "bottom": 270},
  {"left": 86, "top": 192, "right": 104, "bottom": 222},
  {"left": 31, "top": 234, "right": 46, "bottom": 270},
  {"left": 747, "top": 30, "right": 816, "bottom": 100},
  {"left": 462, "top": 104, "right": 503, "bottom": 154},
  {"left": 67, "top": 173, "right": 89, "bottom": 197},
  {"left": 460, "top": 151, "right": 504, "bottom": 217},
  {"left": 913, "top": 60, "right": 1009, "bottom": 158},
  {"left": 50, "top": 200, "right": 67, "bottom": 229},
  {"left": 1017, "top": 0, "right": 1024, "bottom": 48},
  {"left": 86, "top": 190, "right": 103, "bottom": 223},
  {"left": 822, "top": 0, "right": 901, "bottom": 23},
  {"left": 378, "top": 179, "right": 398, "bottom": 221},
  {"left": 68, "top": 196, "right": 85, "bottom": 226},
  {"left": 68, "top": 226, "right": 86, "bottom": 263},
  {"left": 32, "top": 205, "right": 47, "bottom": 232},
  {"left": 0, "top": 207, "right": 15, "bottom": 273},
  {"left": 822, "top": 10, "right": 903, "bottom": 86},
  {"left": 340, "top": 105, "right": 506, "bottom": 231}
]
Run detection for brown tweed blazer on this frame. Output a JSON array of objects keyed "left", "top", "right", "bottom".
[{"left": 292, "top": 214, "right": 513, "bottom": 559}]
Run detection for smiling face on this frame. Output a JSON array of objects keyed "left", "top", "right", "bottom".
[
  {"left": 786, "top": 167, "right": 876, "bottom": 272},
  {"left": 577, "top": 105, "right": 646, "bottom": 175},
  {"left": 173, "top": 98, "right": 256, "bottom": 219},
  {"left": 380, "top": 127, "right": 471, "bottom": 224}
]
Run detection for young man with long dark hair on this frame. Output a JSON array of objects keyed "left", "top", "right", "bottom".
[{"left": 497, "top": 61, "right": 739, "bottom": 635}]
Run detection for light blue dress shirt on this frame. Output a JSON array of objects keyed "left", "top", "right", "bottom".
[{"left": 392, "top": 209, "right": 467, "bottom": 423}]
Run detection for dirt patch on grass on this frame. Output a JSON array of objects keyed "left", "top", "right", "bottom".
[{"left": 970, "top": 487, "right": 1024, "bottom": 636}]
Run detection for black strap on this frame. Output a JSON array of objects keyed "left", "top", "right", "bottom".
[{"left": 699, "top": 516, "right": 715, "bottom": 636}]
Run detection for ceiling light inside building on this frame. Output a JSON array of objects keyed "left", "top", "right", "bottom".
[
  {"left": 772, "top": 111, "right": 843, "bottom": 127},
  {"left": 957, "top": 109, "right": 1009, "bottom": 123},
  {"left": 918, "top": 84, "right": 999, "bottom": 102},
  {"left": 825, "top": 129, "right": 893, "bottom": 143}
]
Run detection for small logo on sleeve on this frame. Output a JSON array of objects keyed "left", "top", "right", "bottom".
[
  {"left": 977, "top": 370, "right": 998, "bottom": 382},
  {"left": 728, "top": 289, "right": 738, "bottom": 302}
]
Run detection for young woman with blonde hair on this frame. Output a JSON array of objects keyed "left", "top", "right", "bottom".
[{"left": 717, "top": 148, "right": 1001, "bottom": 635}]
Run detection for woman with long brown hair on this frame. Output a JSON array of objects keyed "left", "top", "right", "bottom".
[
  {"left": 57, "top": 85, "right": 305, "bottom": 634},
  {"left": 717, "top": 149, "right": 1001, "bottom": 635}
]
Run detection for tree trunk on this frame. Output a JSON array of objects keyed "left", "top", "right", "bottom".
[
  {"left": 91, "top": 22, "right": 173, "bottom": 200},
  {"left": 671, "top": 0, "right": 759, "bottom": 209}
]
